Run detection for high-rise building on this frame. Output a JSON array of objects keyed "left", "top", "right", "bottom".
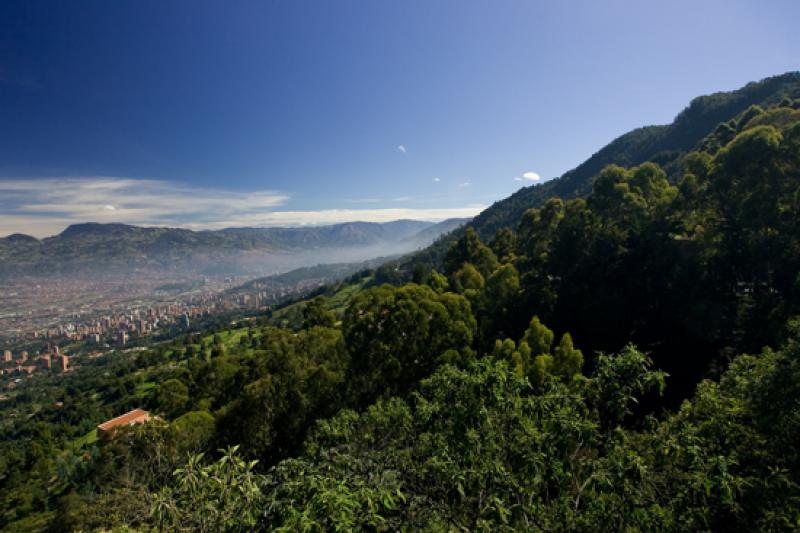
[
  {"left": 56, "top": 354, "right": 69, "bottom": 372},
  {"left": 3, "top": 350, "right": 11, "bottom": 362}
]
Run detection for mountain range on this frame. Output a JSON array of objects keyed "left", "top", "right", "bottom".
[{"left": 0, "top": 218, "right": 467, "bottom": 278}]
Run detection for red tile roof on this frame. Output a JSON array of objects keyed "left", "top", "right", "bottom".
[{"left": 97, "top": 408, "right": 151, "bottom": 433}]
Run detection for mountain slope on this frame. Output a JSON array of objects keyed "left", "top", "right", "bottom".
[
  {"left": 400, "top": 72, "right": 800, "bottom": 272},
  {"left": 401, "top": 218, "right": 469, "bottom": 247},
  {"left": 0, "top": 219, "right": 463, "bottom": 278},
  {"left": 473, "top": 71, "right": 800, "bottom": 238},
  {"left": 218, "top": 219, "right": 432, "bottom": 248}
]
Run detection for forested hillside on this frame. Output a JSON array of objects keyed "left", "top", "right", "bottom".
[
  {"left": 407, "top": 72, "right": 800, "bottom": 271},
  {"left": 3, "top": 86, "right": 800, "bottom": 532}
]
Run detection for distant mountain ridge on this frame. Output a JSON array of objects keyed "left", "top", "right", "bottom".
[
  {"left": 218, "top": 219, "right": 435, "bottom": 248},
  {"left": 400, "top": 218, "right": 467, "bottom": 246},
  {"left": 0, "top": 218, "right": 468, "bottom": 278},
  {"left": 474, "top": 71, "right": 800, "bottom": 237},
  {"left": 405, "top": 71, "right": 800, "bottom": 268}
]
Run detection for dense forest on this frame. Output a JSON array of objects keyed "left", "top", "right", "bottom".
[{"left": 3, "top": 86, "right": 800, "bottom": 531}]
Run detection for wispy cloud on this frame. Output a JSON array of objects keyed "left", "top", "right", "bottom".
[
  {"left": 458, "top": 181, "right": 471, "bottom": 188},
  {"left": 0, "top": 178, "right": 288, "bottom": 236},
  {"left": 0, "top": 178, "right": 484, "bottom": 237},
  {"left": 432, "top": 177, "right": 440, "bottom": 182},
  {"left": 514, "top": 171, "right": 541, "bottom": 182},
  {"left": 396, "top": 144, "right": 407, "bottom": 154}
]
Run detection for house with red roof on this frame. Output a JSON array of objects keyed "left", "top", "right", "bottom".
[{"left": 96, "top": 408, "right": 153, "bottom": 439}]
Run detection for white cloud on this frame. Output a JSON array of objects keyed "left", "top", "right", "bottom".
[
  {"left": 432, "top": 177, "right": 440, "bottom": 182},
  {"left": 0, "top": 178, "right": 288, "bottom": 237},
  {"left": 396, "top": 144, "right": 407, "bottom": 154},
  {"left": 458, "top": 181, "right": 471, "bottom": 188},
  {"left": 0, "top": 177, "right": 485, "bottom": 237},
  {"left": 515, "top": 171, "right": 541, "bottom": 182}
]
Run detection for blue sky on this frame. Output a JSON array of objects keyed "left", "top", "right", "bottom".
[{"left": 1, "top": 0, "right": 798, "bottom": 237}]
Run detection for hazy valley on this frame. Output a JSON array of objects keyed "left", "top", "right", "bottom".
[{"left": 0, "top": 218, "right": 466, "bottom": 341}]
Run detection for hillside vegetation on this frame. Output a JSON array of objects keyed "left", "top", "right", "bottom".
[
  {"left": 2, "top": 78, "right": 800, "bottom": 532},
  {"left": 407, "top": 71, "right": 800, "bottom": 271}
]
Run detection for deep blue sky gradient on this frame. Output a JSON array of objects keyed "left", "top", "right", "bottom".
[{"left": 1, "top": 0, "right": 798, "bottom": 232}]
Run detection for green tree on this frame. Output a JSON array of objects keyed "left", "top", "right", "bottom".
[
  {"left": 522, "top": 315, "right": 554, "bottom": 356},
  {"left": 489, "top": 227, "right": 517, "bottom": 263},
  {"left": 552, "top": 332, "right": 583, "bottom": 382},
  {"left": 302, "top": 296, "right": 337, "bottom": 329},
  {"left": 216, "top": 326, "right": 348, "bottom": 463},
  {"left": 485, "top": 264, "right": 520, "bottom": 310},
  {"left": 156, "top": 378, "right": 189, "bottom": 419},
  {"left": 152, "top": 446, "right": 264, "bottom": 532},
  {"left": 343, "top": 283, "right": 476, "bottom": 406},
  {"left": 452, "top": 262, "right": 485, "bottom": 293},
  {"left": 444, "top": 227, "right": 498, "bottom": 278},
  {"left": 264, "top": 349, "right": 668, "bottom": 531},
  {"left": 428, "top": 270, "right": 449, "bottom": 293},
  {"left": 171, "top": 410, "right": 215, "bottom": 454}
]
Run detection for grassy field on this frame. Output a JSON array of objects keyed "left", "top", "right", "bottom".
[
  {"left": 133, "top": 380, "right": 157, "bottom": 397},
  {"left": 73, "top": 428, "right": 98, "bottom": 448},
  {"left": 329, "top": 276, "right": 372, "bottom": 311},
  {"left": 269, "top": 276, "right": 374, "bottom": 328}
]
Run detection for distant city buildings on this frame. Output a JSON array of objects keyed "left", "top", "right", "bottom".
[
  {"left": 0, "top": 276, "right": 339, "bottom": 387},
  {"left": 1, "top": 274, "right": 331, "bottom": 365},
  {"left": 1, "top": 344, "right": 69, "bottom": 380},
  {"left": 55, "top": 353, "right": 69, "bottom": 372}
]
